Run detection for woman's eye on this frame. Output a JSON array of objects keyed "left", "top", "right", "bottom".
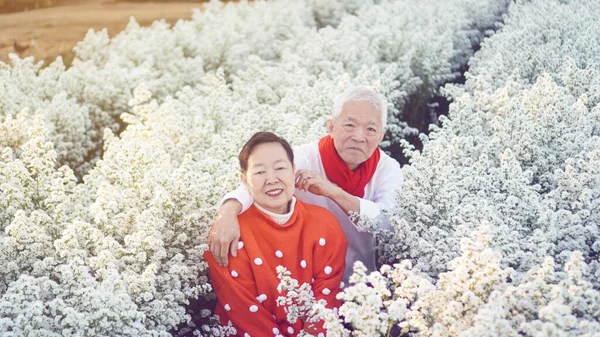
[
  {"left": 276, "top": 167, "right": 286, "bottom": 170},
  {"left": 255, "top": 171, "right": 265, "bottom": 175}
]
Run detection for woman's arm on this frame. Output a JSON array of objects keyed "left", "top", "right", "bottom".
[
  {"left": 204, "top": 250, "right": 284, "bottom": 336},
  {"left": 308, "top": 213, "right": 348, "bottom": 335}
]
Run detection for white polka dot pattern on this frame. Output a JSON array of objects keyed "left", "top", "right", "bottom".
[
  {"left": 300, "top": 260, "right": 307, "bottom": 268},
  {"left": 254, "top": 257, "right": 263, "bottom": 266},
  {"left": 319, "top": 238, "right": 326, "bottom": 246},
  {"left": 340, "top": 281, "right": 345, "bottom": 289},
  {"left": 238, "top": 241, "right": 244, "bottom": 249},
  {"left": 275, "top": 250, "right": 283, "bottom": 258},
  {"left": 317, "top": 333, "right": 325, "bottom": 337},
  {"left": 257, "top": 294, "right": 267, "bottom": 303},
  {"left": 322, "top": 288, "right": 331, "bottom": 295},
  {"left": 224, "top": 304, "right": 231, "bottom": 311},
  {"left": 287, "top": 326, "right": 294, "bottom": 334},
  {"left": 244, "top": 333, "right": 251, "bottom": 337},
  {"left": 231, "top": 270, "right": 239, "bottom": 278},
  {"left": 249, "top": 305, "right": 258, "bottom": 312},
  {"left": 272, "top": 327, "right": 279, "bottom": 335},
  {"left": 324, "top": 266, "right": 332, "bottom": 274}
]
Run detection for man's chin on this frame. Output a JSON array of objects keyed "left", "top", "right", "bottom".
[{"left": 341, "top": 156, "right": 365, "bottom": 168}]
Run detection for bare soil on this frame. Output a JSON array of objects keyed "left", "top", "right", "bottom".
[{"left": 0, "top": 0, "right": 209, "bottom": 67}]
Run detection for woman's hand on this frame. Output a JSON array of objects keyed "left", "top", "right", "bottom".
[{"left": 207, "top": 199, "right": 242, "bottom": 267}]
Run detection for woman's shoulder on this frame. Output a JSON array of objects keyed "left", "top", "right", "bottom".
[{"left": 296, "top": 199, "right": 339, "bottom": 226}]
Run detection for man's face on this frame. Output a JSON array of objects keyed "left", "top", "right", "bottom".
[{"left": 326, "top": 100, "right": 385, "bottom": 170}]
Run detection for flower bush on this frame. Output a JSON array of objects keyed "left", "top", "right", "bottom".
[
  {"left": 3, "top": 0, "right": 600, "bottom": 336},
  {"left": 1, "top": 0, "right": 509, "bottom": 177},
  {"left": 343, "top": 0, "right": 600, "bottom": 335}
]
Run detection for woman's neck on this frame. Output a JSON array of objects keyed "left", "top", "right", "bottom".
[{"left": 254, "top": 197, "right": 296, "bottom": 225}]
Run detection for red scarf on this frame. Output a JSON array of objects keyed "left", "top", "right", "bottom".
[{"left": 318, "top": 135, "right": 380, "bottom": 198}]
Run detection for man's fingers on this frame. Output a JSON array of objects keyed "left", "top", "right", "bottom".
[
  {"left": 231, "top": 238, "right": 239, "bottom": 258},
  {"left": 217, "top": 240, "right": 229, "bottom": 267}
]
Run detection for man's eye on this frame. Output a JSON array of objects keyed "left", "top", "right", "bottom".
[
  {"left": 276, "top": 167, "right": 286, "bottom": 170},
  {"left": 367, "top": 127, "right": 378, "bottom": 134}
]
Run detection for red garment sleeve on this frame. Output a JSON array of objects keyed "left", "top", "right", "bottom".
[
  {"left": 204, "top": 251, "right": 286, "bottom": 337},
  {"left": 306, "top": 211, "right": 348, "bottom": 335}
]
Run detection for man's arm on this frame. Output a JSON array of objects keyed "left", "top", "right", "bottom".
[
  {"left": 355, "top": 157, "right": 403, "bottom": 230},
  {"left": 296, "top": 154, "right": 403, "bottom": 229},
  {"left": 208, "top": 184, "right": 254, "bottom": 266}
]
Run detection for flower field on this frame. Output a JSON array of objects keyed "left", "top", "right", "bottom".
[{"left": 1, "top": 0, "right": 599, "bottom": 336}]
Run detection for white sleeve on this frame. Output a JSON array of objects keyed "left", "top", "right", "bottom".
[
  {"left": 292, "top": 144, "right": 311, "bottom": 170},
  {"left": 357, "top": 156, "right": 403, "bottom": 230},
  {"left": 219, "top": 184, "right": 254, "bottom": 214}
]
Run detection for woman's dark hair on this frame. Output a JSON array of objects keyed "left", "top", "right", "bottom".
[{"left": 239, "top": 132, "right": 294, "bottom": 173}]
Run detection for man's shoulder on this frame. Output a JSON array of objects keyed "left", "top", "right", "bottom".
[
  {"left": 376, "top": 149, "right": 402, "bottom": 173},
  {"left": 293, "top": 141, "right": 319, "bottom": 154}
]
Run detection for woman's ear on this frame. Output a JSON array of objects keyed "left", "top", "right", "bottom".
[{"left": 240, "top": 172, "right": 248, "bottom": 186}]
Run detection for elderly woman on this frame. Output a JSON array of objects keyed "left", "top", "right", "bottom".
[{"left": 204, "top": 132, "right": 347, "bottom": 337}]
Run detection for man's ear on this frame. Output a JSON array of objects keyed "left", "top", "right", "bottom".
[
  {"left": 377, "top": 128, "right": 385, "bottom": 144},
  {"left": 326, "top": 119, "right": 334, "bottom": 134}
]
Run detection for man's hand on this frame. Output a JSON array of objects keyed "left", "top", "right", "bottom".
[
  {"left": 295, "top": 169, "right": 338, "bottom": 198},
  {"left": 295, "top": 169, "right": 360, "bottom": 215},
  {"left": 207, "top": 199, "right": 242, "bottom": 267}
]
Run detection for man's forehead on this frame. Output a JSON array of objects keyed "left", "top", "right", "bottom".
[{"left": 342, "top": 116, "right": 379, "bottom": 125}]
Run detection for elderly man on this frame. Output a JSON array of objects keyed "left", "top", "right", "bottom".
[{"left": 208, "top": 86, "right": 403, "bottom": 282}]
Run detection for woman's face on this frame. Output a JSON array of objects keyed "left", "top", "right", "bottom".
[{"left": 242, "top": 142, "right": 296, "bottom": 214}]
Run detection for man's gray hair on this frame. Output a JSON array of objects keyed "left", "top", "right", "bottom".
[{"left": 332, "top": 86, "right": 388, "bottom": 129}]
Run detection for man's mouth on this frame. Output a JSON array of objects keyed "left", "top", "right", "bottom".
[
  {"left": 347, "top": 147, "right": 365, "bottom": 153},
  {"left": 266, "top": 189, "right": 283, "bottom": 196}
]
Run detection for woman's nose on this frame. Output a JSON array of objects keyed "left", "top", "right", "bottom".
[{"left": 265, "top": 170, "right": 277, "bottom": 183}]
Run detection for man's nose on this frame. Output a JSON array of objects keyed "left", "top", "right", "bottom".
[{"left": 351, "top": 127, "right": 366, "bottom": 141}]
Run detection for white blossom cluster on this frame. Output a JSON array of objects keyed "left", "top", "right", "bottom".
[
  {"left": 275, "top": 266, "right": 324, "bottom": 333},
  {"left": 0, "top": 57, "right": 96, "bottom": 178},
  {"left": 309, "top": 227, "right": 600, "bottom": 336}
]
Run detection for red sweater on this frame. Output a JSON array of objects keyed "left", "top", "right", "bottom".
[{"left": 204, "top": 198, "right": 347, "bottom": 337}]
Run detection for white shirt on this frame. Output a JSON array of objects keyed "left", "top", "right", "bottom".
[{"left": 222, "top": 141, "right": 403, "bottom": 282}]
